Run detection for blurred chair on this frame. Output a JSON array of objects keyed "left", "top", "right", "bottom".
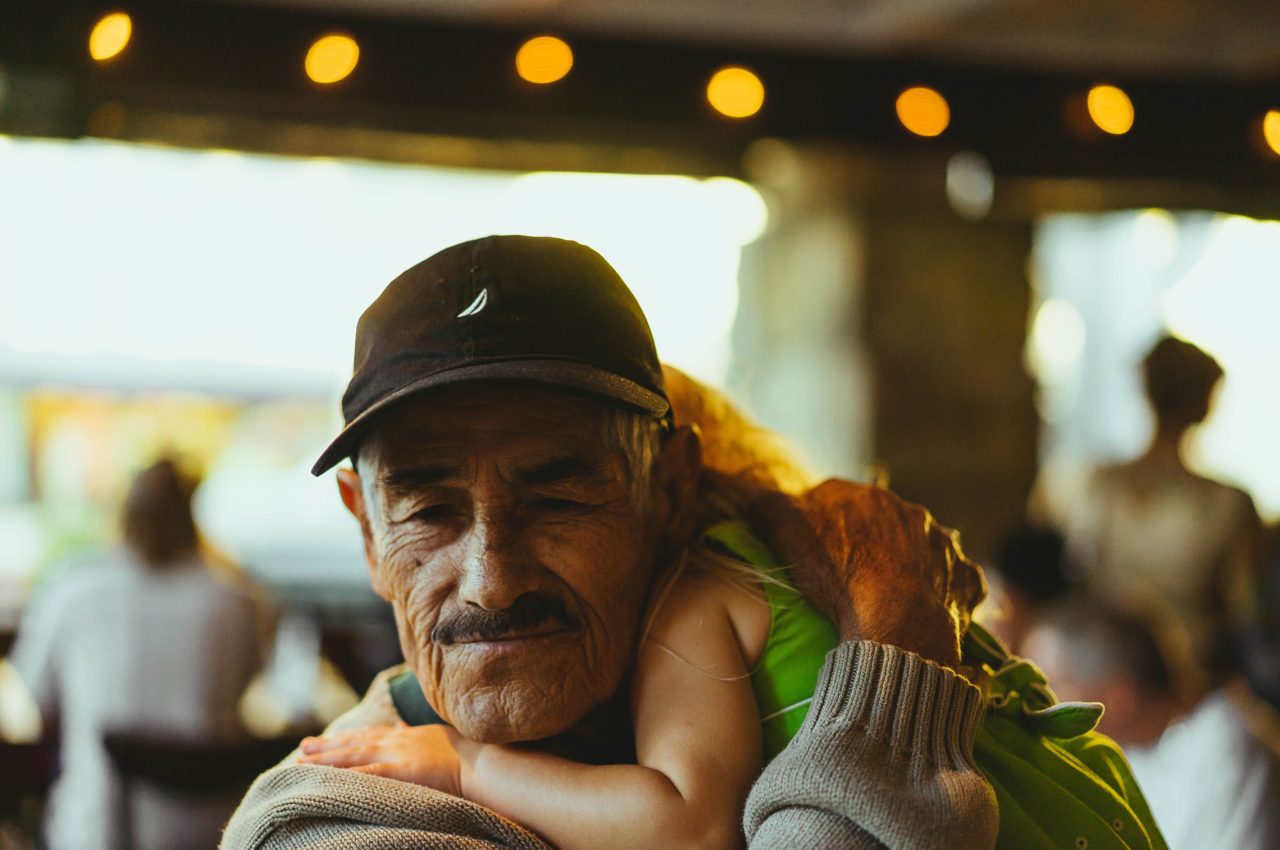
[
  {"left": 0, "top": 739, "right": 56, "bottom": 850},
  {"left": 104, "top": 733, "right": 297, "bottom": 850}
]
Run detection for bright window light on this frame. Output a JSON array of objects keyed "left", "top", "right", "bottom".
[
  {"left": 0, "top": 138, "right": 761, "bottom": 397},
  {"left": 1160, "top": 215, "right": 1280, "bottom": 518},
  {"left": 1033, "top": 210, "right": 1280, "bottom": 520}
]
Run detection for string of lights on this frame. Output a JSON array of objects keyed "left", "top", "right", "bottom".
[{"left": 2, "top": 2, "right": 1279, "bottom": 180}]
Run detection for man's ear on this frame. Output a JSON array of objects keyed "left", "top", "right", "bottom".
[
  {"left": 648, "top": 424, "right": 702, "bottom": 547},
  {"left": 336, "top": 466, "right": 391, "bottom": 601}
]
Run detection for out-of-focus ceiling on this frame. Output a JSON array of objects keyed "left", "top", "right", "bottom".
[{"left": 236, "top": 0, "right": 1280, "bottom": 80}]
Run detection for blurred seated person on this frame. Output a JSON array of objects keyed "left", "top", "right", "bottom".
[
  {"left": 1064, "top": 335, "right": 1262, "bottom": 693},
  {"left": 8, "top": 459, "right": 270, "bottom": 850},
  {"left": 982, "top": 524, "right": 1071, "bottom": 654},
  {"left": 1024, "top": 599, "right": 1280, "bottom": 850}
]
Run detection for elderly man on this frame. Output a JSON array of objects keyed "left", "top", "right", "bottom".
[{"left": 223, "top": 236, "right": 996, "bottom": 849}]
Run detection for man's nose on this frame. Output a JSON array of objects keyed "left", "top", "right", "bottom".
[{"left": 456, "top": 516, "right": 538, "bottom": 611}]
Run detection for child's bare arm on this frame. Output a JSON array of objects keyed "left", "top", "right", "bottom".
[
  {"left": 300, "top": 576, "right": 765, "bottom": 850},
  {"left": 459, "top": 576, "right": 763, "bottom": 849}
]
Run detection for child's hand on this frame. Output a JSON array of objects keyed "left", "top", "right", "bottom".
[{"left": 298, "top": 722, "right": 468, "bottom": 796}]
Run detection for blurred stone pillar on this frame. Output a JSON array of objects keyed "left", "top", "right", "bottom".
[
  {"left": 732, "top": 144, "right": 1037, "bottom": 560},
  {"left": 861, "top": 198, "right": 1037, "bottom": 560},
  {"left": 730, "top": 161, "right": 871, "bottom": 480}
]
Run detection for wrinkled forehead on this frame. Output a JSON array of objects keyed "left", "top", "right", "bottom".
[{"left": 358, "top": 384, "right": 628, "bottom": 477}]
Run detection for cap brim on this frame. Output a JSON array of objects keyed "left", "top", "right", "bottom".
[{"left": 311, "top": 359, "right": 670, "bottom": 476}]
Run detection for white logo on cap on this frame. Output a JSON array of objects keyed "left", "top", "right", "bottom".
[{"left": 456, "top": 288, "right": 488, "bottom": 318}]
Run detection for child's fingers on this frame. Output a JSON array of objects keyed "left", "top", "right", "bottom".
[
  {"left": 299, "top": 736, "right": 338, "bottom": 755},
  {"left": 298, "top": 744, "right": 382, "bottom": 767},
  {"left": 300, "top": 728, "right": 391, "bottom": 754},
  {"left": 300, "top": 733, "right": 362, "bottom": 754}
]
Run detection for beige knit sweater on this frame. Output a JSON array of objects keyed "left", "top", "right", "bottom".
[{"left": 221, "top": 642, "right": 997, "bottom": 849}]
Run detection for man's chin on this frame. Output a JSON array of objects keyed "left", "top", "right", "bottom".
[
  {"left": 446, "top": 689, "right": 587, "bottom": 744},
  {"left": 425, "top": 641, "right": 611, "bottom": 744}
]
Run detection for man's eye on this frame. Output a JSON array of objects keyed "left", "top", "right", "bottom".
[{"left": 411, "top": 505, "right": 457, "bottom": 522}]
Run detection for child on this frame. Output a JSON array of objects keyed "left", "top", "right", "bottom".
[{"left": 298, "top": 367, "right": 838, "bottom": 849}]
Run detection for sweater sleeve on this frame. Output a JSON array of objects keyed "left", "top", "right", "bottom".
[
  {"left": 743, "top": 641, "right": 998, "bottom": 850},
  {"left": 221, "top": 668, "right": 553, "bottom": 850}
]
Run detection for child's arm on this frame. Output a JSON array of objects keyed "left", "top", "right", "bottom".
[
  {"left": 299, "top": 576, "right": 765, "bottom": 850},
  {"left": 461, "top": 575, "right": 764, "bottom": 850}
]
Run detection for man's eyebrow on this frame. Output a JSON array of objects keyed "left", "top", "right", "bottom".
[
  {"left": 380, "top": 465, "right": 461, "bottom": 491},
  {"left": 517, "top": 455, "right": 608, "bottom": 486}
]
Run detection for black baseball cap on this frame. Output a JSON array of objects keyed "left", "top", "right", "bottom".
[{"left": 311, "top": 235, "right": 672, "bottom": 475}]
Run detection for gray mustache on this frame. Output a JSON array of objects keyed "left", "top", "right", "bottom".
[{"left": 431, "top": 592, "right": 576, "bottom": 644}]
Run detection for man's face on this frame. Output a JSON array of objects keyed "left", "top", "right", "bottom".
[{"left": 338, "top": 385, "right": 676, "bottom": 744}]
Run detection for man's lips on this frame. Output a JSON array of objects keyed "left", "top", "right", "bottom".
[{"left": 447, "top": 624, "right": 573, "bottom": 646}]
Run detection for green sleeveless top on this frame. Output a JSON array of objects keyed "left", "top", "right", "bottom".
[{"left": 699, "top": 521, "right": 840, "bottom": 762}]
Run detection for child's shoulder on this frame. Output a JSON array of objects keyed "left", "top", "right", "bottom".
[{"left": 649, "top": 569, "right": 772, "bottom": 666}]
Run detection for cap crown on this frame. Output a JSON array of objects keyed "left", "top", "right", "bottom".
[{"left": 312, "top": 235, "right": 669, "bottom": 475}]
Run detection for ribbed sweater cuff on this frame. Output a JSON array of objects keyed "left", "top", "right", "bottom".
[
  {"left": 743, "top": 641, "right": 996, "bottom": 849},
  {"left": 801, "top": 640, "right": 986, "bottom": 769}
]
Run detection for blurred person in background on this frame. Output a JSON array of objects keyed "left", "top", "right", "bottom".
[
  {"left": 7, "top": 459, "right": 270, "bottom": 850},
  {"left": 1064, "top": 335, "right": 1263, "bottom": 694},
  {"left": 982, "top": 524, "right": 1072, "bottom": 654},
  {"left": 1024, "top": 599, "right": 1280, "bottom": 850}
]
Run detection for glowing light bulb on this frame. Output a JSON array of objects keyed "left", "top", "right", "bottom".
[
  {"left": 515, "top": 36, "right": 573, "bottom": 85},
  {"left": 305, "top": 34, "right": 360, "bottom": 85},
  {"left": 896, "top": 86, "right": 950, "bottom": 137},
  {"left": 1087, "top": 84, "right": 1134, "bottom": 135},
  {"left": 1262, "top": 110, "right": 1280, "bottom": 157},
  {"left": 706, "top": 67, "right": 765, "bottom": 119},
  {"left": 89, "top": 12, "right": 132, "bottom": 62}
]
